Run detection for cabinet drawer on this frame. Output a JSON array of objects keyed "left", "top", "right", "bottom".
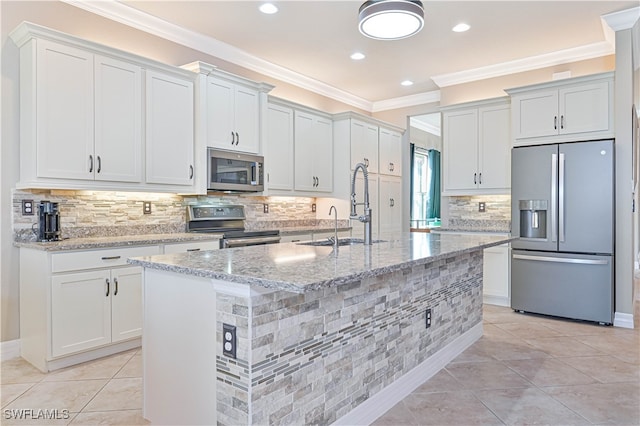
[
  {"left": 163, "top": 241, "right": 220, "bottom": 254},
  {"left": 51, "top": 245, "right": 161, "bottom": 273}
]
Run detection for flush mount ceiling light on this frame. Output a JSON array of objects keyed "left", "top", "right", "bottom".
[{"left": 358, "top": 0, "right": 424, "bottom": 40}]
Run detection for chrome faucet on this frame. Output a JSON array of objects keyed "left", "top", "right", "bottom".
[
  {"left": 350, "top": 162, "right": 372, "bottom": 245},
  {"left": 328, "top": 205, "right": 339, "bottom": 248}
]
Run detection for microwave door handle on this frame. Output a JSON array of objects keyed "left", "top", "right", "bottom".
[{"left": 251, "top": 162, "right": 259, "bottom": 185}]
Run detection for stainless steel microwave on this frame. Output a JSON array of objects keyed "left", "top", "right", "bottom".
[{"left": 207, "top": 148, "right": 264, "bottom": 192}]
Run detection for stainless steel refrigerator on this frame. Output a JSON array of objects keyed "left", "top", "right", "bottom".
[{"left": 511, "top": 139, "right": 614, "bottom": 325}]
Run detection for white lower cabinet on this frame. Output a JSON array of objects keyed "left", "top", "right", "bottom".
[
  {"left": 51, "top": 266, "right": 142, "bottom": 357},
  {"left": 163, "top": 240, "right": 221, "bottom": 253},
  {"left": 20, "top": 245, "right": 160, "bottom": 372},
  {"left": 379, "top": 176, "right": 403, "bottom": 236},
  {"left": 483, "top": 243, "right": 510, "bottom": 306}
]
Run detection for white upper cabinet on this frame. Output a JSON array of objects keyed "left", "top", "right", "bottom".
[
  {"left": 379, "top": 127, "right": 402, "bottom": 176},
  {"left": 94, "top": 55, "right": 142, "bottom": 183},
  {"left": 206, "top": 76, "right": 259, "bottom": 153},
  {"left": 350, "top": 120, "right": 379, "bottom": 173},
  {"left": 34, "top": 39, "right": 95, "bottom": 181},
  {"left": 442, "top": 98, "right": 510, "bottom": 195},
  {"left": 508, "top": 72, "right": 613, "bottom": 145},
  {"left": 294, "top": 110, "right": 333, "bottom": 193},
  {"left": 145, "top": 71, "right": 194, "bottom": 186},
  {"left": 265, "top": 102, "right": 295, "bottom": 191},
  {"left": 10, "top": 22, "right": 197, "bottom": 192}
]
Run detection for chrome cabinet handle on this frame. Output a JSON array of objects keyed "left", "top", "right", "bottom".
[
  {"left": 114, "top": 278, "right": 118, "bottom": 296},
  {"left": 101, "top": 256, "right": 121, "bottom": 260},
  {"left": 189, "top": 165, "right": 194, "bottom": 179},
  {"left": 554, "top": 116, "right": 557, "bottom": 130},
  {"left": 186, "top": 248, "right": 201, "bottom": 252},
  {"left": 97, "top": 156, "right": 101, "bottom": 173},
  {"left": 89, "top": 155, "right": 94, "bottom": 173},
  {"left": 474, "top": 172, "right": 477, "bottom": 184},
  {"left": 106, "top": 278, "right": 110, "bottom": 297},
  {"left": 230, "top": 131, "right": 235, "bottom": 145},
  {"left": 560, "top": 115, "right": 564, "bottom": 130},
  {"left": 235, "top": 132, "right": 239, "bottom": 145},
  {"left": 364, "top": 158, "right": 369, "bottom": 167},
  {"left": 479, "top": 172, "right": 482, "bottom": 184}
]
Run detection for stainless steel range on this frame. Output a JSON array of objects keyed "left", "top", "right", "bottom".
[{"left": 186, "top": 204, "right": 280, "bottom": 249}]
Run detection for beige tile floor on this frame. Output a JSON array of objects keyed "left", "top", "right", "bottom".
[
  {"left": 375, "top": 305, "right": 640, "bottom": 426},
  {"left": 1, "top": 305, "right": 639, "bottom": 425}
]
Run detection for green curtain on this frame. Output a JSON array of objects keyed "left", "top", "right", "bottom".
[{"left": 427, "top": 149, "right": 441, "bottom": 219}]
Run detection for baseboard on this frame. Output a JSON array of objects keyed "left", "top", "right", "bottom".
[
  {"left": 614, "top": 312, "right": 634, "bottom": 329},
  {"left": 0, "top": 339, "right": 21, "bottom": 361},
  {"left": 332, "top": 322, "right": 483, "bottom": 426},
  {"left": 483, "top": 295, "right": 510, "bottom": 307}
]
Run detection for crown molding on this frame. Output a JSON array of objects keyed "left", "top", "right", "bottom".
[
  {"left": 601, "top": 6, "right": 640, "bottom": 31},
  {"left": 410, "top": 118, "right": 440, "bottom": 137},
  {"left": 61, "top": 0, "right": 373, "bottom": 111},
  {"left": 372, "top": 90, "right": 441, "bottom": 112},
  {"left": 432, "top": 41, "right": 614, "bottom": 88}
]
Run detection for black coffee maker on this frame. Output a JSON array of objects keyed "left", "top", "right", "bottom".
[{"left": 38, "top": 201, "right": 61, "bottom": 242}]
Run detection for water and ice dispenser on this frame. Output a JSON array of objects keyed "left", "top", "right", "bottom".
[{"left": 518, "top": 200, "right": 547, "bottom": 239}]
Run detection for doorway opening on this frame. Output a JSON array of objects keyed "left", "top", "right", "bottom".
[{"left": 409, "top": 113, "right": 441, "bottom": 229}]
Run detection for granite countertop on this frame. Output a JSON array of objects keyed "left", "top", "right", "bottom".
[
  {"left": 128, "top": 232, "right": 514, "bottom": 294},
  {"left": 433, "top": 228, "right": 511, "bottom": 235},
  {"left": 14, "top": 233, "right": 223, "bottom": 251}
]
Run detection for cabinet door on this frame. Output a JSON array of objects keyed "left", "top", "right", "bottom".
[
  {"left": 206, "top": 78, "right": 235, "bottom": 149},
  {"left": 51, "top": 270, "right": 111, "bottom": 357},
  {"left": 146, "top": 71, "right": 194, "bottom": 186},
  {"left": 294, "top": 111, "right": 315, "bottom": 191},
  {"left": 512, "top": 90, "right": 558, "bottom": 139},
  {"left": 111, "top": 266, "right": 143, "bottom": 343},
  {"left": 94, "top": 55, "right": 142, "bottom": 183},
  {"left": 483, "top": 244, "right": 510, "bottom": 306},
  {"left": 443, "top": 109, "right": 478, "bottom": 192},
  {"left": 266, "top": 103, "right": 294, "bottom": 190},
  {"left": 379, "top": 127, "right": 402, "bottom": 176},
  {"left": 234, "top": 86, "right": 260, "bottom": 153},
  {"left": 312, "top": 116, "right": 333, "bottom": 192},
  {"left": 559, "top": 82, "right": 610, "bottom": 135},
  {"left": 350, "top": 120, "right": 379, "bottom": 173},
  {"left": 36, "top": 39, "right": 94, "bottom": 180},
  {"left": 379, "top": 176, "right": 403, "bottom": 236},
  {"left": 478, "top": 104, "right": 510, "bottom": 190}
]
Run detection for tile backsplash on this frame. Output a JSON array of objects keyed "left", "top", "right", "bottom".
[
  {"left": 12, "top": 190, "right": 324, "bottom": 242},
  {"left": 445, "top": 195, "right": 511, "bottom": 232}
]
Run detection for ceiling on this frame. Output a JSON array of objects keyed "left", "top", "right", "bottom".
[{"left": 71, "top": 1, "right": 637, "bottom": 111}]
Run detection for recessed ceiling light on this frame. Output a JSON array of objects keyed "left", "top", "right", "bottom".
[
  {"left": 401, "top": 80, "right": 414, "bottom": 86},
  {"left": 350, "top": 52, "right": 366, "bottom": 60},
  {"left": 259, "top": 3, "right": 278, "bottom": 14},
  {"left": 452, "top": 23, "right": 470, "bottom": 32}
]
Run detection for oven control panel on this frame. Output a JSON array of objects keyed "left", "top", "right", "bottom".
[{"left": 188, "top": 205, "right": 245, "bottom": 221}]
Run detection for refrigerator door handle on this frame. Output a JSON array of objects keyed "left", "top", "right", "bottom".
[
  {"left": 559, "top": 152, "right": 565, "bottom": 243},
  {"left": 551, "top": 153, "right": 558, "bottom": 242},
  {"left": 513, "top": 254, "right": 609, "bottom": 265}
]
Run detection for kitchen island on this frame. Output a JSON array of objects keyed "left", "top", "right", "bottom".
[{"left": 128, "top": 232, "right": 512, "bottom": 425}]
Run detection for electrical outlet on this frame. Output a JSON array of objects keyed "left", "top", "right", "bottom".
[
  {"left": 425, "top": 308, "right": 432, "bottom": 329},
  {"left": 143, "top": 201, "right": 152, "bottom": 214},
  {"left": 263, "top": 204, "right": 269, "bottom": 214},
  {"left": 312, "top": 203, "right": 316, "bottom": 213},
  {"left": 478, "top": 202, "right": 486, "bottom": 213},
  {"left": 222, "top": 323, "right": 237, "bottom": 359},
  {"left": 22, "top": 200, "right": 34, "bottom": 216}
]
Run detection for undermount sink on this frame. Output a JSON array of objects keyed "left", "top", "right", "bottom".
[{"left": 297, "top": 238, "right": 385, "bottom": 247}]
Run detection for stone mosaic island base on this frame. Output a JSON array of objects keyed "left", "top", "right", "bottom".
[{"left": 129, "top": 232, "right": 512, "bottom": 425}]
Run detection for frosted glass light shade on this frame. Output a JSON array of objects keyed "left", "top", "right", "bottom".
[{"left": 358, "top": 0, "right": 424, "bottom": 40}]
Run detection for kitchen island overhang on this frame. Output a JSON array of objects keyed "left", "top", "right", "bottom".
[{"left": 129, "top": 232, "right": 513, "bottom": 425}]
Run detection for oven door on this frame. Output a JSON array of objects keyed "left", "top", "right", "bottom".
[{"left": 208, "top": 149, "right": 264, "bottom": 192}]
